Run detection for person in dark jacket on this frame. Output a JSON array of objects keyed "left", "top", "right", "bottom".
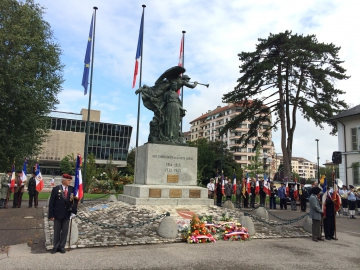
[
  {"left": 323, "top": 187, "right": 338, "bottom": 240},
  {"left": 250, "top": 179, "right": 256, "bottom": 208},
  {"left": 259, "top": 179, "right": 266, "bottom": 206},
  {"left": 27, "top": 172, "right": 38, "bottom": 208},
  {"left": 269, "top": 182, "right": 277, "bottom": 209},
  {"left": 300, "top": 183, "right": 308, "bottom": 212},
  {"left": 215, "top": 179, "right": 223, "bottom": 207},
  {"left": 48, "top": 174, "right": 78, "bottom": 254}
]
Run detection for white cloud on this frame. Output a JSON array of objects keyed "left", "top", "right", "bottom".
[{"left": 34, "top": 0, "right": 360, "bottom": 165}]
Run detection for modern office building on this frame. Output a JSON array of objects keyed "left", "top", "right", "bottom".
[
  {"left": 38, "top": 109, "right": 132, "bottom": 175},
  {"left": 189, "top": 102, "right": 274, "bottom": 170}
]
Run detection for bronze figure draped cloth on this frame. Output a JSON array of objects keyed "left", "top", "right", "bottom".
[{"left": 135, "top": 66, "right": 197, "bottom": 145}]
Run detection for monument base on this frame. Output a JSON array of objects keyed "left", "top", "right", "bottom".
[{"left": 118, "top": 184, "right": 213, "bottom": 206}]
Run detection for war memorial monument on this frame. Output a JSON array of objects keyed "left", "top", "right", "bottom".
[{"left": 119, "top": 66, "right": 212, "bottom": 205}]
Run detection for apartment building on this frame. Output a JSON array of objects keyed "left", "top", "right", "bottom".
[
  {"left": 274, "top": 156, "right": 316, "bottom": 179},
  {"left": 189, "top": 103, "right": 274, "bottom": 169}
]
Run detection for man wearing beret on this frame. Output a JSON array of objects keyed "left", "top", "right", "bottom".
[{"left": 48, "top": 174, "right": 78, "bottom": 254}]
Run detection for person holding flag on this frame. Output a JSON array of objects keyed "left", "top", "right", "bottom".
[
  {"left": 13, "top": 170, "right": 24, "bottom": 208},
  {"left": 323, "top": 187, "right": 337, "bottom": 240},
  {"left": 269, "top": 181, "right": 277, "bottom": 209},
  {"left": 48, "top": 174, "right": 79, "bottom": 254},
  {"left": 215, "top": 176, "right": 223, "bottom": 207},
  {"left": 74, "top": 154, "right": 83, "bottom": 200},
  {"left": 250, "top": 178, "right": 256, "bottom": 208},
  {"left": 243, "top": 174, "right": 249, "bottom": 208},
  {"left": 35, "top": 163, "right": 44, "bottom": 192},
  {"left": 235, "top": 178, "right": 242, "bottom": 208}
]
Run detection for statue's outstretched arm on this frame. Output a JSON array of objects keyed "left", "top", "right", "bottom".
[{"left": 183, "top": 81, "right": 198, "bottom": 89}]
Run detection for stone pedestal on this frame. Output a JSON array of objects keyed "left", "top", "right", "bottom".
[{"left": 118, "top": 144, "right": 212, "bottom": 206}]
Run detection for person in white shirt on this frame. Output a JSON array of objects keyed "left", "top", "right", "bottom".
[{"left": 207, "top": 178, "right": 215, "bottom": 199}]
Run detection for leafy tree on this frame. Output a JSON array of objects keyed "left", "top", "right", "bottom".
[
  {"left": 59, "top": 156, "right": 73, "bottom": 174},
  {"left": 123, "top": 147, "right": 135, "bottom": 175},
  {"left": 222, "top": 30, "right": 349, "bottom": 179},
  {"left": 246, "top": 144, "right": 265, "bottom": 177},
  {"left": 188, "top": 138, "right": 242, "bottom": 183},
  {"left": 0, "top": 0, "right": 63, "bottom": 170}
]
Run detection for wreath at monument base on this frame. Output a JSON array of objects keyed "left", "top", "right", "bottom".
[{"left": 181, "top": 215, "right": 250, "bottom": 244}]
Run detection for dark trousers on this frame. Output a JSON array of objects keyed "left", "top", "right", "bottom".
[
  {"left": 260, "top": 195, "right": 266, "bottom": 206},
  {"left": 300, "top": 198, "right": 307, "bottom": 211},
  {"left": 280, "top": 198, "right": 287, "bottom": 210},
  {"left": 53, "top": 218, "right": 70, "bottom": 250},
  {"left": 323, "top": 216, "right": 335, "bottom": 238},
  {"left": 243, "top": 194, "right": 249, "bottom": 208},
  {"left": 270, "top": 197, "right": 276, "bottom": 209},
  {"left": 208, "top": 191, "right": 214, "bottom": 199},
  {"left": 250, "top": 195, "right": 255, "bottom": 208},
  {"left": 226, "top": 195, "right": 232, "bottom": 201},
  {"left": 13, "top": 192, "right": 19, "bottom": 207},
  {"left": 216, "top": 194, "right": 222, "bottom": 206},
  {"left": 29, "top": 192, "right": 39, "bottom": 207}
]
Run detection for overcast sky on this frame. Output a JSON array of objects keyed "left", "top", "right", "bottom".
[{"left": 34, "top": 0, "right": 359, "bottom": 165}]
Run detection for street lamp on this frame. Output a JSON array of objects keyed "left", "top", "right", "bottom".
[{"left": 315, "top": 139, "right": 320, "bottom": 184}]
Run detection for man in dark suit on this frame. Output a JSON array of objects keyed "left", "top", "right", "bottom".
[{"left": 48, "top": 174, "right": 78, "bottom": 254}]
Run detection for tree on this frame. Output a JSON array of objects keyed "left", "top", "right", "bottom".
[
  {"left": 0, "top": 0, "right": 63, "bottom": 170},
  {"left": 222, "top": 31, "right": 349, "bottom": 179},
  {"left": 59, "top": 153, "right": 76, "bottom": 174},
  {"left": 187, "top": 138, "right": 242, "bottom": 183},
  {"left": 246, "top": 144, "right": 265, "bottom": 177}
]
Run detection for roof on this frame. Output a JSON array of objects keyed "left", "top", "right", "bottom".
[
  {"left": 189, "top": 101, "right": 260, "bottom": 124},
  {"left": 327, "top": 104, "right": 360, "bottom": 121}
]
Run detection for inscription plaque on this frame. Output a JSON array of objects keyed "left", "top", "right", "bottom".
[
  {"left": 167, "top": 174, "right": 179, "bottom": 183},
  {"left": 149, "top": 189, "right": 161, "bottom": 198},
  {"left": 169, "top": 189, "right": 182, "bottom": 198},
  {"left": 189, "top": 189, "right": 201, "bottom": 198}
]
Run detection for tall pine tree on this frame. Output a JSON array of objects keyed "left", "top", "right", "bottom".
[{"left": 222, "top": 31, "right": 349, "bottom": 179}]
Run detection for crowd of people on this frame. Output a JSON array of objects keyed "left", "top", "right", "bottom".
[{"left": 0, "top": 170, "right": 39, "bottom": 209}]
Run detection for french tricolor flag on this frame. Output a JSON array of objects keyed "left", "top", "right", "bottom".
[
  {"left": 232, "top": 172, "right": 237, "bottom": 194},
  {"left": 35, "top": 163, "right": 44, "bottom": 192},
  {"left": 263, "top": 174, "right": 270, "bottom": 196},
  {"left": 10, "top": 164, "right": 16, "bottom": 193},
  {"left": 74, "top": 154, "right": 83, "bottom": 200},
  {"left": 255, "top": 175, "right": 260, "bottom": 195},
  {"left": 246, "top": 173, "right": 251, "bottom": 194},
  {"left": 20, "top": 158, "right": 28, "bottom": 187},
  {"left": 177, "top": 35, "right": 184, "bottom": 95},
  {"left": 132, "top": 9, "right": 144, "bottom": 88}
]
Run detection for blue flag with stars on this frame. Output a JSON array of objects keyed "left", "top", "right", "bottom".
[{"left": 81, "top": 14, "right": 94, "bottom": 95}]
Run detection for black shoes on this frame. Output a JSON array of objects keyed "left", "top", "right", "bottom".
[
  {"left": 325, "top": 237, "right": 331, "bottom": 240},
  {"left": 58, "top": 248, "right": 66, "bottom": 254},
  {"left": 51, "top": 247, "right": 66, "bottom": 254},
  {"left": 51, "top": 248, "right": 57, "bottom": 254}
]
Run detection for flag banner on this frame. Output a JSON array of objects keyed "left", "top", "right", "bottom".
[
  {"left": 332, "top": 173, "right": 341, "bottom": 212},
  {"left": 232, "top": 172, "right": 237, "bottom": 194},
  {"left": 177, "top": 35, "right": 184, "bottom": 95},
  {"left": 81, "top": 13, "right": 94, "bottom": 95},
  {"left": 221, "top": 173, "right": 225, "bottom": 196},
  {"left": 20, "top": 158, "right": 28, "bottom": 187},
  {"left": 35, "top": 163, "right": 44, "bottom": 192},
  {"left": 10, "top": 164, "right": 15, "bottom": 193},
  {"left": 285, "top": 180, "right": 289, "bottom": 197},
  {"left": 132, "top": 9, "right": 144, "bottom": 88},
  {"left": 74, "top": 154, "right": 83, "bottom": 200},
  {"left": 246, "top": 173, "right": 251, "bottom": 195},
  {"left": 255, "top": 176, "right": 260, "bottom": 195},
  {"left": 322, "top": 191, "right": 328, "bottom": 218},
  {"left": 263, "top": 174, "right": 270, "bottom": 196},
  {"left": 242, "top": 176, "right": 246, "bottom": 197},
  {"left": 294, "top": 181, "right": 298, "bottom": 200},
  {"left": 322, "top": 176, "right": 327, "bottom": 194}
]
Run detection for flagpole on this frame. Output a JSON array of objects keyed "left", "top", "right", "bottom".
[
  {"left": 180, "top": 30, "right": 185, "bottom": 132},
  {"left": 333, "top": 166, "right": 337, "bottom": 239},
  {"left": 135, "top": 5, "right": 146, "bottom": 148},
  {"left": 83, "top": 7, "right": 98, "bottom": 200}
]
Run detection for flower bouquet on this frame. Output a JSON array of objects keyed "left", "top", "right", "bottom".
[
  {"left": 181, "top": 215, "right": 216, "bottom": 244},
  {"left": 221, "top": 222, "right": 250, "bottom": 241}
]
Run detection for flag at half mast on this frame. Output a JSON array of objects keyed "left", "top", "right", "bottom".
[
  {"left": 81, "top": 13, "right": 94, "bottom": 95},
  {"left": 132, "top": 9, "right": 144, "bottom": 88}
]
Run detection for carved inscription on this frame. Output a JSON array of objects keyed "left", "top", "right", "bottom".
[
  {"left": 169, "top": 189, "right": 182, "bottom": 198},
  {"left": 167, "top": 174, "right": 179, "bottom": 183},
  {"left": 149, "top": 189, "right": 161, "bottom": 198},
  {"left": 189, "top": 189, "right": 201, "bottom": 198}
]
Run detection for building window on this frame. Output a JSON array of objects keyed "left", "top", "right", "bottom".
[
  {"left": 351, "top": 127, "right": 360, "bottom": 151},
  {"left": 353, "top": 166, "right": 359, "bottom": 185}
]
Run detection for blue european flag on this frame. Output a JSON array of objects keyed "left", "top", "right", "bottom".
[{"left": 81, "top": 14, "right": 94, "bottom": 95}]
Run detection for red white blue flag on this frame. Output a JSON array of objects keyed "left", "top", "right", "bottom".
[
  {"left": 246, "top": 173, "right": 251, "bottom": 194},
  {"left": 132, "top": 9, "right": 144, "bottom": 88},
  {"left": 35, "top": 163, "right": 44, "bottom": 192},
  {"left": 74, "top": 154, "right": 83, "bottom": 200},
  {"left": 10, "top": 164, "right": 16, "bottom": 193},
  {"left": 20, "top": 158, "right": 28, "bottom": 186},
  {"left": 177, "top": 35, "right": 184, "bottom": 95},
  {"left": 263, "top": 174, "right": 270, "bottom": 196},
  {"left": 232, "top": 172, "right": 237, "bottom": 194},
  {"left": 255, "top": 175, "right": 260, "bottom": 195}
]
